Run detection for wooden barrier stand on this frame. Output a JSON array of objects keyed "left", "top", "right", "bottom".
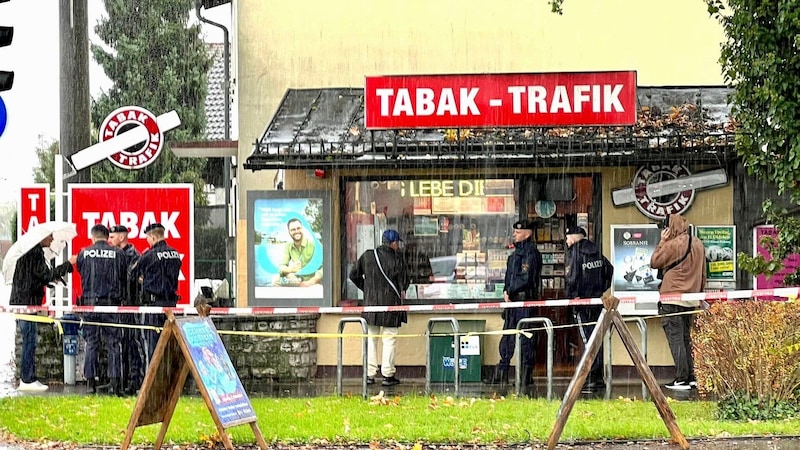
[
  {"left": 546, "top": 295, "right": 689, "bottom": 450},
  {"left": 121, "top": 305, "right": 267, "bottom": 450}
]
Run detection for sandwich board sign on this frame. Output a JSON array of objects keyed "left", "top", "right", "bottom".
[{"left": 120, "top": 308, "right": 267, "bottom": 450}]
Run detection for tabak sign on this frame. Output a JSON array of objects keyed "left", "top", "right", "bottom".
[
  {"left": 364, "top": 71, "right": 637, "bottom": 129},
  {"left": 68, "top": 184, "right": 194, "bottom": 304}
]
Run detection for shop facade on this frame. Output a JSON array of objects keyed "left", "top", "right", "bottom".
[
  {"left": 232, "top": 0, "right": 743, "bottom": 378},
  {"left": 242, "top": 81, "right": 737, "bottom": 377}
]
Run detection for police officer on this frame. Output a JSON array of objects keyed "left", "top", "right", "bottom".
[
  {"left": 109, "top": 225, "right": 144, "bottom": 395},
  {"left": 483, "top": 219, "right": 542, "bottom": 388},
  {"left": 133, "top": 223, "right": 182, "bottom": 367},
  {"left": 564, "top": 226, "right": 614, "bottom": 394},
  {"left": 77, "top": 224, "right": 127, "bottom": 396}
]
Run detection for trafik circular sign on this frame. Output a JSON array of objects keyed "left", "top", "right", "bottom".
[
  {"left": 100, "top": 106, "right": 163, "bottom": 170},
  {"left": 633, "top": 164, "right": 696, "bottom": 220}
]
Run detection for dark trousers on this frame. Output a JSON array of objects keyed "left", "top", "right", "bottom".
[
  {"left": 120, "top": 313, "right": 145, "bottom": 390},
  {"left": 573, "top": 305, "right": 604, "bottom": 382},
  {"left": 499, "top": 307, "right": 536, "bottom": 368},
  {"left": 17, "top": 319, "right": 37, "bottom": 384},
  {"left": 83, "top": 312, "right": 122, "bottom": 380},
  {"left": 659, "top": 303, "right": 696, "bottom": 382},
  {"left": 142, "top": 300, "right": 175, "bottom": 367}
]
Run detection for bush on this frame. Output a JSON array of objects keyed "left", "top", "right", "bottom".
[{"left": 693, "top": 300, "right": 800, "bottom": 420}]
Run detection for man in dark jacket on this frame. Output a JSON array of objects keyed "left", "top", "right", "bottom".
[
  {"left": 10, "top": 234, "right": 76, "bottom": 392},
  {"left": 132, "top": 222, "right": 183, "bottom": 367},
  {"left": 483, "top": 219, "right": 542, "bottom": 388},
  {"left": 565, "top": 226, "right": 613, "bottom": 394},
  {"left": 109, "top": 224, "right": 144, "bottom": 395},
  {"left": 349, "top": 229, "right": 410, "bottom": 387},
  {"left": 77, "top": 224, "right": 127, "bottom": 395}
]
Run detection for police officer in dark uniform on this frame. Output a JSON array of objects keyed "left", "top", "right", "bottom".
[
  {"left": 77, "top": 224, "right": 127, "bottom": 395},
  {"left": 564, "top": 226, "right": 614, "bottom": 393},
  {"left": 109, "top": 225, "right": 144, "bottom": 395},
  {"left": 133, "top": 223, "right": 182, "bottom": 367},
  {"left": 483, "top": 219, "right": 542, "bottom": 388}
]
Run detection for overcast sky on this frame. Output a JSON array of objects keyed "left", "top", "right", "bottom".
[{"left": 0, "top": 0, "right": 231, "bottom": 204}]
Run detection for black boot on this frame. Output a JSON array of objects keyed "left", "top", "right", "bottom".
[
  {"left": 87, "top": 378, "right": 96, "bottom": 394},
  {"left": 482, "top": 366, "right": 508, "bottom": 385},
  {"left": 520, "top": 365, "right": 534, "bottom": 387},
  {"left": 110, "top": 378, "right": 123, "bottom": 397}
]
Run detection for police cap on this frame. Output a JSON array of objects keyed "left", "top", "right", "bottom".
[
  {"left": 565, "top": 226, "right": 587, "bottom": 237},
  {"left": 512, "top": 219, "right": 536, "bottom": 231},
  {"left": 110, "top": 225, "right": 129, "bottom": 233},
  {"left": 144, "top": 223, "right": 165, "bottom": 234}
]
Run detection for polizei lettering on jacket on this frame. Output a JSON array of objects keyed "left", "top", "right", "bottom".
[
  {"left": 157, "top": 250, "right": 181, "bottom": 260},
  {"left": 82, "top": 249, "right": 118, "bottom": 259},
  {"left": 582, "top": 260, "right": 604, "bottom": 271},
  {"left": 373, "top": 84, "right": 625, "bottom": 117}
]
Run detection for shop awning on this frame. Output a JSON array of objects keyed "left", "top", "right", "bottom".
[{"left": 244, "top": 86, "right": 737, "bottom": 171}]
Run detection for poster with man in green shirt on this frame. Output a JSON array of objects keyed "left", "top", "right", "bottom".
[{"left": 273, "top": 217, "right": 324, "bottom": 287}]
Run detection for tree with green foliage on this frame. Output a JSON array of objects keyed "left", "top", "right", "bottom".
[
  {"left": 706, "top": 0, "right": 800, "bottom": 285},
  {"left": 33, "top": 136, "right": 58, "bottom": 188},
  {"left": 90, "top": 0, "right": 213, "bottom": 205}
]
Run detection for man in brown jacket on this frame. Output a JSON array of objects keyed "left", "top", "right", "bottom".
[{"left": 650, "top": 214, "right": 707, "bottom": 391}]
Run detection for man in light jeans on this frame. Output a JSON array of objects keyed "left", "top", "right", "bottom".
[{"left": 349, "top": 229, "right": 410, "bottom": 387}]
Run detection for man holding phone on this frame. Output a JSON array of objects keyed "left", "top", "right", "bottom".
[{"left": 650, "top": 214, "right": 707, "bottom": 390}]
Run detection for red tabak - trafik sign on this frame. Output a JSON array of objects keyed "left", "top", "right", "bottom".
[
  {"left": 365, "top": 71, "right": 637, "bottom": 129},
  {"left": 68, "top": 184, "right": 194, "bottom": 304}
]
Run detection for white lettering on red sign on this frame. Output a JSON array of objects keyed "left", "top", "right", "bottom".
[
  {"left": 69, "top": 184, "right": 194, "bottom": 305},
  {"left": 100, "top": 106, "right": 164, "bottom": 170},
  {"left": 80, "top": 211, "right": 181, "bottom": 239},
  {"left": 365, "top": 71, "right": 637, "bottom": 129},
  {"left": 19, "top": 185, "right": 50, "bottom": 238},
  {"left": 507, "top": 85, "right": 624, "bottom": 114}
]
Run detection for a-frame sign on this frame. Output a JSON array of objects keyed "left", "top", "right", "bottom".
[
  {"left": 546, "top": 295, "right": 689, "bottom": 450},
  {"left": 121, "top": 307, "right": 267, "bottom": 450}
]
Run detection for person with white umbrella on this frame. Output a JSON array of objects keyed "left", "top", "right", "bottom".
[{"left": 8, "top": 226, "right": 78, "bottom": 392}]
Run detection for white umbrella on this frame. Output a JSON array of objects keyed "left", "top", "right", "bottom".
[{"left": 2, "top": 221, "right": 78, "bottom": 284}]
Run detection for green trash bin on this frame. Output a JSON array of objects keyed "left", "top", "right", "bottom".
[{"left": 429, "top": 320, "right": 485, "bottom": 382}]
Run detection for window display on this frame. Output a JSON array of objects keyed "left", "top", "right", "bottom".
[{"left": 342, "top": 176, "right": 596, "bottom": 304}]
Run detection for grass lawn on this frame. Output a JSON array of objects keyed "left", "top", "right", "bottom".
[{"left": 2, "top": 393, "right": 800, "bottom": 446}]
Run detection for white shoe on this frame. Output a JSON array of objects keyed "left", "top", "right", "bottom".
[{"left": 17, "top": 380, "right": 49, "bottom": 392}]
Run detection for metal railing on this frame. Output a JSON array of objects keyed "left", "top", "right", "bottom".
[
  {"left": 425, "top": 317, "right": 461, "bottom": 397},
  {"left": 336, "top": 317, "right": 368, "bottom": 399},
  {"left": 604, "top": 316, "right": 648, "bottom": 400},
  {"left": 515, "top": 317, "right": 554, "bottom": 400}
]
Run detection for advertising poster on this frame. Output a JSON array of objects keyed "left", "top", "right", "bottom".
[
  {"left": 247, "top": 191, "right": 332, "bottom": 306},
  {"left": 753, "top": 225, "right": 800, "bottom": 290},
  {"left": 695, "top": 226, "right": 736, "bottom": 281},
  {"left": 177, "top": 317, "right": 255, "bottom": 428},
  {"left": 610, "top": 224, "right": 662, "bottom": 315}
]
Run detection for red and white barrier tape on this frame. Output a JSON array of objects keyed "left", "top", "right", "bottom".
[{"left": 0, "top": 287, "right": 797, "bottom": 316}]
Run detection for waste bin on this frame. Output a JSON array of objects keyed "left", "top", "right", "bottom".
[
  {"left": 429, "top": 320, "right": 485, "bottom": 382},
  {"left": 62, "top": 314, "right": 80, "bottom": 385}
]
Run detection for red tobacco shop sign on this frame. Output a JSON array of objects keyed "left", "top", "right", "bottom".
[{"left": 365, "top": 71, "right": 637, "bottom": 129}]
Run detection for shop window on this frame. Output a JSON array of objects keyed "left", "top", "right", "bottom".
[{"left": 341, "top": 176, "right": 596, "bottom": 305}]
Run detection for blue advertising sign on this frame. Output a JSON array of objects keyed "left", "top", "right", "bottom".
[
  {"left": 176, "top": 316, "right": 256, "bottom": 428},
  {"left": 0, "top": 96, "right": 7, "bottom": 138}
]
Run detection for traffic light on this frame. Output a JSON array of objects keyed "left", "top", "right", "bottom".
[{"left": 0, "top": 4, "right": 12, "bottom": 92}]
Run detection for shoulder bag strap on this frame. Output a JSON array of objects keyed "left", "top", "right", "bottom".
[{"left": 374, "top": 249, "right": 402, "bottom": 301}]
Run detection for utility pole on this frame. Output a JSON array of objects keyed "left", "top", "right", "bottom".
[
  {"left": 59, "top": 0, "right": 91, "bottom": 188},
  {"left": 55, "top": 0, "right": 91, "bottom": 317}
]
